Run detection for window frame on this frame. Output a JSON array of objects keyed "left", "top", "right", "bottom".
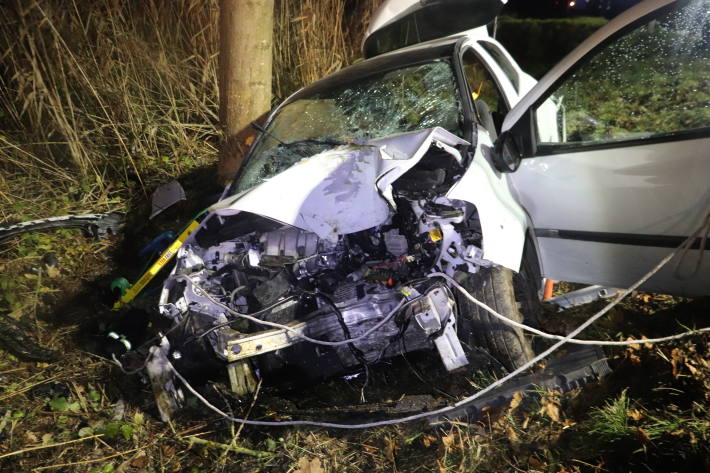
[
  {"left": 457, "top": 43, "right": 513, "bottom": 135},
  {"left": 518, "top": 0, "right": 710, "bottom": 158},
  {"left": 478, "top": 40, "right": 520, "bottom": 93}
]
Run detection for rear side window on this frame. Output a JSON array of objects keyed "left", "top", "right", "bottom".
[
  {"left": 536, "top": 0, "right": 710, "bottom": 148},
  {"left": 363, "top": 3, "right": 504, "bottom": 58},
  {"left": 479, "top": 41, "right": 520, "bottom": 92}
]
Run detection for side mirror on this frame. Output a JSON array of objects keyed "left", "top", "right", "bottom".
[{"left": 492, "top": 131, "right": 522, "bottom": 173}]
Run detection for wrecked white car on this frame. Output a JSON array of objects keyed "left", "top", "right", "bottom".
[{"left": 151, "top": 0, "right": 709, "bottom": 419}]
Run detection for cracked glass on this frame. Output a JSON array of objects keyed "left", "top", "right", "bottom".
[
  {"left": 233, "top": 60, "right": 463, "bottom": 194},
  {"left": 537, "top": 0, "right": 710, "bottom": 147}
]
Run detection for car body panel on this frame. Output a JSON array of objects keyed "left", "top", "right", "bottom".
[
  {"left": 460, "top": 36, "right": 534, "bottom": 105},
  {"left": 145, "top": 0, "right": 708, "bottom": 416},
  {"left": 448, "top": 125, "right": 528, "bottom": 271},
  {"left": 537, "top": 239, "right": 710, "bottom": 297},
  {"left": 510, "top": 138, "right": 710, "bottom": 295},
  {"left": 213, "top": 127, "right": 527, "bottom": 272},
  {"left": 457, "top": 37, "right": 560, "bottom": 142},
  {"left": 502, "top": 0, "right": 709, "bottom": 295},
  {"left": 511, "top": 139, "right": 710, "bottom": 237},
  {"left": 213, "top": 144, "right": 392, "bottom": 242}
]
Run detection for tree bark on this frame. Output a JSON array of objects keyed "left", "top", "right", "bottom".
[{"left": 218, "top": 0, "right": 274, "bottom": 184}]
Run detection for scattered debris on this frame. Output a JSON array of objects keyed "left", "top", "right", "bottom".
[
  {"left": 149, "top": 180, "right": 186, "bottom": 219},
  {"left": 0, "top": 213, "right": 124, "bottom": 243},
  {"left": 548, "top": 285, "right": 622, "bottom": 310},
  {"left": 0, "top": 313, "right": 56, "bottom": 362}
]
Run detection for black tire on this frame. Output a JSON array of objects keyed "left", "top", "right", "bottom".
[{"left": 455, "top": 265, "right": 536, "bottom": 372}]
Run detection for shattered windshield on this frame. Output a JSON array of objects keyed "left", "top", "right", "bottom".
[{"left": 232, "top": 60, "right": 463, "bottom": 194}]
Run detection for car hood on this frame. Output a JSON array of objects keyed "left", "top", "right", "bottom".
[{"left": 210, "top": 127, "right": 469, "bottom": 242}]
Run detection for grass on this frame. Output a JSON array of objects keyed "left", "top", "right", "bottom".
[
  {"left": 0, "top": 1, "right": 708, "bottom": 472},
  {"left": 0, "top": 240, "right": 707, "bottom": 472},
  {"left": 587, "top": 389, "right": 635, "bottom": 441},
  {"left": 0, "top": 0, "right": 221, "bottom": 224},
  {"left": 0, "top": 0, "right": 381, "bottom": 223}
]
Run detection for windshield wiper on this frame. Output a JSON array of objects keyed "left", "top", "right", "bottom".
[
  {"left": 251, "top": 121, "right": 285, "bottom": 146},
  {"left": 280, "top": 138, "right": 345, "bottom": 148}
]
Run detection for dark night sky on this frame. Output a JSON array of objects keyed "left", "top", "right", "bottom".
[{"left": 502, "top": 0, "right": 642, "bottom": 18}]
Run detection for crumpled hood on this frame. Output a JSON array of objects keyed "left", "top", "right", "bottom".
[{"left": 210, "top": 127, "right": 469, "bottom": 241}]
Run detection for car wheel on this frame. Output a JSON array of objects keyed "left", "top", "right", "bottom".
[{"left": 455, "top": 264, "right": 536, "bottom": 372}]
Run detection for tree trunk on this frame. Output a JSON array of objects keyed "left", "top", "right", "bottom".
[{"left": 218, "top": 0, "right": 274, "bottom": 184}]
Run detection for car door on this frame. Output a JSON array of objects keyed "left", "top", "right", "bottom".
[{"left": 502, "top": 0, "right": 710, "bottom": 296}]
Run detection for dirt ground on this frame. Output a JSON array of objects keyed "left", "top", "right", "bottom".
[{"left": 1, "top": 194, "right": 708, "bottom": 473}]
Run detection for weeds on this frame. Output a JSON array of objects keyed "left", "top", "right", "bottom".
[
  {"left": 0, "top": 0, "right": 221, "bottom": 198},
  {"left": 0, "top": 2, "right": 708, "bottom": 472},
  {"left": 0, "top": 0, "right": 381, "bottom": 223},
  {"left": 588, "top": 389, "right": 635, "bottom": 441}
]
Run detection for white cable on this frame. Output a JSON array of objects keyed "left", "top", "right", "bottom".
[
  {"left": 163, "top": 215, "right": 708, "bottom": 428},
  {"left": 172, "top": 275, "right": 407, "bottom": 347},
  {"left": 165, "top": 221, "right": 706, "bottom": 429},
  {"left": 430, "top": 272, "right": 710, "bottom": 346},
  {"left": 111, "top": 352, "right": 148, "bottom": 375}
]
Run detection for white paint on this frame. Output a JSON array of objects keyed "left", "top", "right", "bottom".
[
  {"left": 364, "top": 0, "right": 508, "bottom": 46},
  {"left": 210, "top": 126, "right": 530, "bottom": 272},
  {"left": 537, "top": 238, "right": 710, "bottom": 298},
  {"left": 213, "top": 145, "right": 391, "bottom": 242},
  {"left": 447, "top": 125, "right": 528, "bottom": 272},
  {"left": 509, "top": 137, "right": 710, "bottom": 295},
  {"left": 212, "top": 128, "right": 469, "bottom": 240}
]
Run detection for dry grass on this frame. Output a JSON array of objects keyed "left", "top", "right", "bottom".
[
  {"left": 273, "top": 0, "right": 381, "bottom": 101},
  {"left": 3, "top": 2, "right": 707, "bottom": 473},
  {"left": 0, "top": 0, "right": 382, "bottom": 222},
  {"left": 0, "top": 216, "right": 707, "bottom": 473},
  {"left": 0, "top": 0, "right": 221, "bottom": 200}
]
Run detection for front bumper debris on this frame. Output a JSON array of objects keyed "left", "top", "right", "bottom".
[{"left": 0, "top": 212, "right": 124, "bottom": 243}]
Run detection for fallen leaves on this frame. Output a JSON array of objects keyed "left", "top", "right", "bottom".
[
  {"left": 129, "top": 451, "right": 149, "bottom": 469},
  {"left": 421, "top": 434, "right": 437, "bottom": 448},
  {"left": 160, "top": 444, "right": 177, "bottom": 458},
  {"left": 506, "top": 426, "right": 519, "bottom": 443},
  {"left": 542, "top": 401, "right": 562, "bottom": 423},
  {"left": 627, "top": 409, "right": 644, "bottom": 421},
  {"left": 362, "top": 444, "right": 378, "bottom": 454},
  {"left": 539, "top": 392, "right": 563, "bottom": 423},
  {"left": 440, "top": 432, "right": 457, "bottom": 450},
  {"left": 670, "top": 347, "right": 686, "bottom": 377},
  {"left": 509, "top": 391, "right": 524, "bottom": 411},
  {"left": 294, "top": 456, "right": 325, "bottom": 473},
  {"left": 45, "top": 265, "right": 60, "bottom": 278},
  {"left": 635, "top": 426, "right": 653, "bottom": 445},
  {"left": 383, "top": 436, "right": 399, "bottom": 464}
]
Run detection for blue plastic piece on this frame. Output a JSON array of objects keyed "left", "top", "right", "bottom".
[{"left": 138, "top": 231, "right": 177, "bottom": 259}]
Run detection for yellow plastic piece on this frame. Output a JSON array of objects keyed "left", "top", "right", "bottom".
[
  {"left": 113, "top": 220, "right": 200, "bottom": 310},
  {"left": 429, "top": 228, "right": 443, "bottom": 242}
]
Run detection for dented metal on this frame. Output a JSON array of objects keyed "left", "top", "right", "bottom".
[{"left": 157, "top": 124, "right": 516, "bottom": 396}]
